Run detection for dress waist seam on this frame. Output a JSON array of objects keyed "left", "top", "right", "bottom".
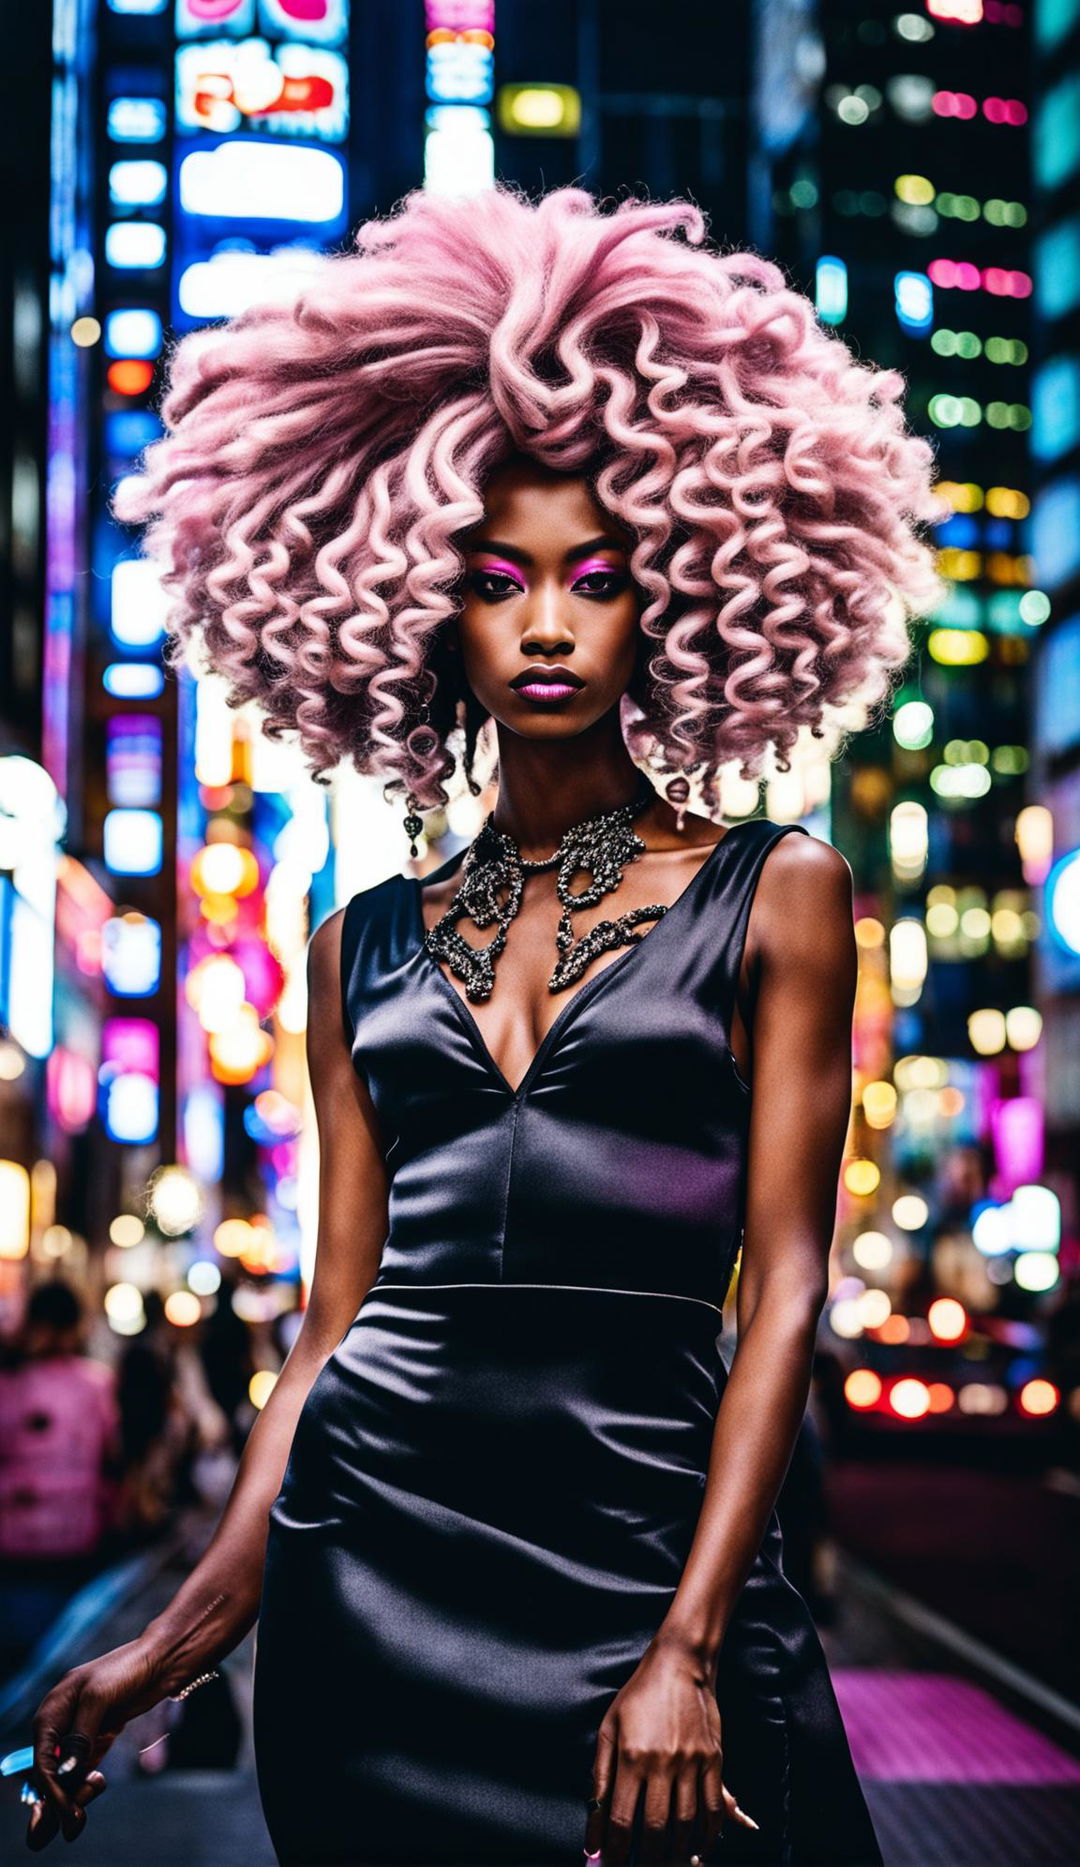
[{"left": 366, "top": 1280, "right": 726, "bottom": 1321}]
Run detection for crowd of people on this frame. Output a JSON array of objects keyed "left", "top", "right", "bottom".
[{"left": 0, "top": 1279, "right": 260, "bottom": 1677}]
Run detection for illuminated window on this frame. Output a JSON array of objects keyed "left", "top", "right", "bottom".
[
  {"left": 175, "top": 41, "right": 349, "bottom": 142},
  {"left": 176, "top": 0, "right": 256, "bottom": 35},
  {"left": 105, "top": 409, "right": 162, "bottom": 456},
  {"left": 178, "top": 142, "right": 345, "bottom": 222},
  {"left": 426, "top": 41, "right": 494, "bottom": 106},
  {"left": 1036, "top": 0, "right": 1080, "bottom": 52},
  {"left": 105, "top": 222, "right": 166, "bottom": 269},
  {"left": 107, "top": 98, "right": 167, "bottom": 143},
  {"left": 497, "top": 84, "right": 580, "bottom": 136},
  {"left": 107, "top": 716, "right": 163, "bottom": 809},
  {"left": 105, "top": 309, "right": 163, "bottom": 359},
  {"left": 927, "top": 0, "right": 982, "bottom": 19},
  {"left": 888, "top": 74, "right": 935, "bottom": 121},
  {"left": 109, "top": 160, "right": 167, "bottom": 208},
  {"left": 1034, "top": 73, "right": 1080, "bottom": 191},
  {"left": 1036, "top": 217, "right": 1080, "bottom": 322},
  {"left": 111, "top": 558, "right": 168, "bottom": 649},
  {"left": 1031, "top": 476, "right": 1080, "bottom": 588},
  {"left": 1033, "top": 356, "right": 1080, "bottom": 462},
  {"left": 816, "top": 256, "right": 847, "bottom": 325},
  {"left": 259, "top": 0, "right": 348, "bottom": 45},
  {"left": 424, "top": 120, "right": 494, "bottom": 196},
  {"left": 895, "top": 271, "right": 933, "bottom": 333},
  {"left": 102, "top": 915, "right": 162, "bottom": 997},
  {"left": 103, "top": 809, "right": 163, "bottom": 876},
  {"left": 104, "top": 663, "right": 165, "bottom": 699},
  {"left": 177, "top": 247, "right": 324, "bottom": 320}
]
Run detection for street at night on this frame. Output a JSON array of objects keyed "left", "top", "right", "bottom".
[{"left": 2, "top": 2, "right": 1079, "bottom": 1863}]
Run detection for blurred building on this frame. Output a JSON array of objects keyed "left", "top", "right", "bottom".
[
  {"left": 1030, "top": 0, "right": 1080, "bottom": 1218},
  {"left": 748, "top": 0, "right": 1073, "bottom": 1438}
]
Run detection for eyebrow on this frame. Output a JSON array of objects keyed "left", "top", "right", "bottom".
[{"left": 464, "top": 535, "right": 628, "bottom": 565}]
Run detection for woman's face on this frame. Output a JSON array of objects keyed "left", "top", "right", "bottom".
[{"left": 452, "top": 457, "right": 642, "bottom": 740}]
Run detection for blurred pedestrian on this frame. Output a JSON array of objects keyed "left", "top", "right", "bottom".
[
  {"left": 114, "top": 1289, "right": 230, "bottom": 1540},
  {"left": 0, "top": 1281, "right": 121, "bottom": 1675}
]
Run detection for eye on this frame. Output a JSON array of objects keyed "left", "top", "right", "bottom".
[
  {"left": 570, "top": 568, "right": 627, "bottom": 598},
  {"left": 468, "top": 569, "right": 524, "bottom": 601}
]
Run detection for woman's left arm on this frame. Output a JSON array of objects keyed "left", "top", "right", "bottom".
[{"left": 586, "top": 834, "right": 858, "bottom": 1867}]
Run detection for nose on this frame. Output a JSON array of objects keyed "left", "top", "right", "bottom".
[{"left": 522, "top": 576, "right": 573, "bottom": 652}]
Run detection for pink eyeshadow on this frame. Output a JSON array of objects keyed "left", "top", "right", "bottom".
[
  {"left": 475, "top": 558, "right": 526, "bottom": 585},
  {"left": 572, "top": 558, "right": 620, "bottom": 579}
]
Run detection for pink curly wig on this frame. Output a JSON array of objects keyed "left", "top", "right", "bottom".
[{"left": 114, "top": 184, "right": 946, "bottom": 807}]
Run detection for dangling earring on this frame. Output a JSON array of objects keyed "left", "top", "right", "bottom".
[
  {"left": 666, "top": 774, "right": 690, "bottom": 834},
  {"left": 403, "top": 791, "right": 424, "bottom": 858},
  {"left": 403, "top": 690, "right": 433, "bottom": 857}
]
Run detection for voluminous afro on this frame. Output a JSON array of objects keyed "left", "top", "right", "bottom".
[{"left": 114, "top": 184, "right": 946, "bottom": 808}]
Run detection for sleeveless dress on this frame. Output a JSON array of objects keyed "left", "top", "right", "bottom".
[{"left": 252, "top": 817, "right": 884, "bottom": 1867}]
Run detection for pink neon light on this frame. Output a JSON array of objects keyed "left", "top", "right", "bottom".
[
  {"left": 933, "top": 90, "right": 978, "bottom": 118},
  {"left": 990, "top": 1095, "right": 1044, "bottom": 1194},
  {"left": 185, "top": 0, "right": 246, "bottom": 19},
  {"left": 102, "top": 1017, "right": 160, "bottom": 1079},
  {"left": 47, "top": 1047, "right": 96, "bottom": 1133},
  {"left": 984, "top": 95, "right": 1028, "bottom": 124},
  {"left": 927, "top": 0, "right": 984, "bottom": 21},
  {"left": 927, "top": 259, "right": 980, "bottom": 289},
  {"left": 425, "top": 1, "right": 495, "bottom": 29}
]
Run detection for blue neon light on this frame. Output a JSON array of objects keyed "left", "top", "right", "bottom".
[
  {"left": 104, "top": 663, "right": 166, "bottom": 698},
  {"left": 105, "top": 222, "right": 167, "bottom": 269},
  {"left": 815, "top": 255, "right": 847, "bottom": 326},
  {"left": 895, "top": 270, "right": 934, "bottom": 335},
  {"left": 105, "top": 309, "right": 163, "bottom": 359},
  {"left": 108, "top": 97, "right": 167, "bottom": 142}
]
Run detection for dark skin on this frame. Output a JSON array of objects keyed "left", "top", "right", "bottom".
[{"left": 25, "top": 458, "right": 857, "bottom": 1867}]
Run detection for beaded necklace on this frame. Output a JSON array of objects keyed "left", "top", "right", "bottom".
[{"left": 424, "top": 772, "right": 668, "bottom": 1003}]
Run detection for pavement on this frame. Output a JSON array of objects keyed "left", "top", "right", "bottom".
[{"left": 1, "top": 1501, "right": 1078, "bottom": 1867}]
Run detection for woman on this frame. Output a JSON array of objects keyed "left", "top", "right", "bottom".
[
  {"left": 0, "top": 1282, "right": 120, "bottom": 1674},
  {"left": 26, "top": 187, "right": 942, "bottom": 1864}
]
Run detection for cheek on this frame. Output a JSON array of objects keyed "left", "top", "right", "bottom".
[
  {"left": 454, "top": 610, "right": 509, "bottom": 692},
  {"left": 597, "top": 598, "right": 644, "bottom": 673}
]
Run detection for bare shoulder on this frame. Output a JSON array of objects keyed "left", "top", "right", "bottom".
[
  {"left": 750, "top": 829, "right": 854, "bottom": 966},
  {"left": 307, "top": 903, "right": 347, "bottom": 986}
]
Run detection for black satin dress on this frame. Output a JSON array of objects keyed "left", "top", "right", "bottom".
[{"left": 252, "top": 817, "right": 884, "bottom": 1867}]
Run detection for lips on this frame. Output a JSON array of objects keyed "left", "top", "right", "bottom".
[{"left": 510, "top": 667, "right": 584, "bottom": 693}]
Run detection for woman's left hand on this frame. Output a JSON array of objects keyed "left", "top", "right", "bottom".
[{"left": 584, "top": 1642, "right": 758, "bottom": 1865}]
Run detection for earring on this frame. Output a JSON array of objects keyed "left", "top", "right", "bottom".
[
  {"left": 666, "top": 774, "right": 690, "bottom": 834},
  {"left": 403, "top": 791, "right": 424, "bottom": 858}
]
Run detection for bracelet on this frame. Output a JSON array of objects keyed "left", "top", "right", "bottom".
[{"left": 169, "top": 1668, "right": 220, "bottom": 1702}]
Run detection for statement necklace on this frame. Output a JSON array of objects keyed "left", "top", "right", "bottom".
[{"left": 424, "top": 772, "right": 668, "bottom": 1002}]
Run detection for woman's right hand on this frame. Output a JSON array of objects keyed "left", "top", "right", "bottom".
[{"left": 26, "top": 1637, "right": 173, "bottom": 1850}]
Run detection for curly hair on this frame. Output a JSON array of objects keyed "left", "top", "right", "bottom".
[{"left": 113, "top": 184, "right": 946, "bottom": 807}]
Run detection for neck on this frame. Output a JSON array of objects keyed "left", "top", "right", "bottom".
[{"left": 488, "top": 714, "right": 647, "bottom": 859}]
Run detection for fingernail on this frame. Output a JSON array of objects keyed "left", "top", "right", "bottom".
[
  {"left": 56, "top": 1756, "right": 78, "bottom": 1776},
  {"left": 734, "top": 1803, "right": 760, "bottom": 1830}
]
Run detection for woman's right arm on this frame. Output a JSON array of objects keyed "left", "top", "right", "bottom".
[{"left": 28, "top": 903, "right": 390, "bottom": 1850}]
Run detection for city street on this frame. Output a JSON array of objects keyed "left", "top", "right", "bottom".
[
  {"left": 2, "top": 1478, "right": 1079, "bottom": 1867},
  {"left": 2, "top": 1, "right": 1080, "bottom": 1863}
]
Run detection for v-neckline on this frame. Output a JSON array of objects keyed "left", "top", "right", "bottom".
[{"left": 408, "top": 819, "right": 754, "bottom": 1102}]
